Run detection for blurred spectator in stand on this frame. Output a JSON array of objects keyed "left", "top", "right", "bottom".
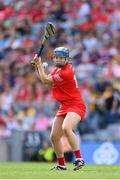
[
  {"left": 0, "top": 83, "right": 14, "bottom": 114},
  {"left": 102, "top": 84, "right": 119, "bottom": 127},
  {"left": 0, "top": 116, "right": 11, "bottom": 138},
  {"left": 22, "top": 106, "right": 36, "bottom": 131},
  {"left": 50, "top": 1, "right": 67, "bottom": 22},
  {"left": 37, "top": 141, "right": 54, "bottom": 162},
  {"left": 34, "top": 113, "right": 49, "bottom": 132}
]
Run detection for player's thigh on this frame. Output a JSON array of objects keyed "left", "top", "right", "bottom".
[
  {"left": 51, "top": 116, "right": 65, "bottom": 138},
  {"left": 62, "top": 112, "right": 81, "bottom": 130}
]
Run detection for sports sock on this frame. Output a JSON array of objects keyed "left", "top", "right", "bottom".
[
  {"left": 73, "top": 149, "right": 81, "bottom": 159},
  {"left": 57, "top": 157, "right": 65, "bottom": 166}
]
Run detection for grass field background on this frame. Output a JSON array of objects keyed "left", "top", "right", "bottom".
[{"left": 0, "top": 162, "right": 120, "bottom": 179}]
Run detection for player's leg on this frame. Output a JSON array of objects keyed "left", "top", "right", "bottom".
[
  {"left": 50, "top": 116, "right": 64, "bottom": 158},
  {"left": 50, "top": 116, "right": 67, "bottom": 170},
  {"left": 62, "top": 112, "right": 81, "bottom": 152},
  {"left": 62, "top": 112, "right": 85, "bottom": 170}
]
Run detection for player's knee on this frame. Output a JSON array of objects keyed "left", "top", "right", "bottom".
[
  {"left": 62, "top": 125, "right": 70, "bottom": 137},
  {"left": 50, "top": 132, "right": 59, "bottom": 143}
]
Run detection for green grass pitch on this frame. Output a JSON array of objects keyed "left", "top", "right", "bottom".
[{"left": 0, "top": 162, "right": 120, "bottom": 179}]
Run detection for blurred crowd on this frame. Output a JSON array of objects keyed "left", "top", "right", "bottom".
[{"left": 0, "top": 0, "right": 120, "bottom": 139}]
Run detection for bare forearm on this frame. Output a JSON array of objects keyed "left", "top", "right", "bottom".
[
  {"left": 36, "top": 64, "right": 52, "bottom": 84},
  {"left": 36, "top": 64, "right": 48, "bottom": 83},
  {"left": 33, "top": 54, "right": 52, "bottom": 84}
]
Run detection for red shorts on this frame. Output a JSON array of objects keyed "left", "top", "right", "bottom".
[{"left": 56, "top": 100, "right": 86, "bottom": 120}]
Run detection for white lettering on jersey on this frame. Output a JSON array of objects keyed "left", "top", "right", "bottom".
[
  {"left": 74, "top": 75, "right": 78, "bottom": 88},
  {"left": 54, "top": 74, "right": 63, "bottom": 82}
]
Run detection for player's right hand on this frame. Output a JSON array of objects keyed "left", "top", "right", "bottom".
[{"left": 33, "top": 54, "right": 42, "bottom": 66}]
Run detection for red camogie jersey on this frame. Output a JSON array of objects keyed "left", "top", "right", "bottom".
[
  {"left": 51, "top": 63, "right": 84, "bottom": 103},
  {"left": 50, "top": 63, "right": 86, "bottom": 119}
]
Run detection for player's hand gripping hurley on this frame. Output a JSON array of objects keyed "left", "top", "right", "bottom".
[{"left": 31, "top": 22, "right": 55, "bottom": 66}]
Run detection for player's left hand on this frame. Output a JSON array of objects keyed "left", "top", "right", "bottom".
[{"left": 33, "top": 54, "right": 42, "bottom": 66}]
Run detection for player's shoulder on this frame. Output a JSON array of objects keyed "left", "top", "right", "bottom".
[
  {"left": 60, "top": 64, "right": 74, "bottom": 79},
  {"left": 51, "top": 66, "right": 58, "bottom": 75},
  {"left": 63, "top": 63, "right": 73, "bottom": 70},
  {"left": 62, "top": 63, "right": 74, "bottom": 73}
]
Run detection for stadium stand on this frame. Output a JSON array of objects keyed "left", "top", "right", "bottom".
[{"left": 0, "top": 0, "right": 120, "bottom": 142}]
